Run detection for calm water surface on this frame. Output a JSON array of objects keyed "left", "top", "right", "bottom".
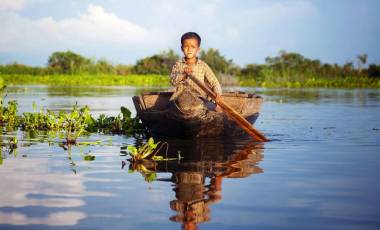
[{"left": 0, "top": 85, "right": 379, "bottom": 230}]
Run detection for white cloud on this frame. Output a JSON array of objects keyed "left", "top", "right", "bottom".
[
  {"left": 0, "top": 4, "right": 154, "bottom": 53},
  {"left": 0, "top": 0, "right": 27, "bottom": 11},
  {"left": 0, "top": 0, "right": 346, "bottom": 65}
]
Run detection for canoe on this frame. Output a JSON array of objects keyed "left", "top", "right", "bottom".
[{"left": 132, "top": 91, "right": 263, "bottom": 138}]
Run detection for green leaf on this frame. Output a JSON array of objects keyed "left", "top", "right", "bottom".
[
  {"left": 145, "top": 173, "right": 157, "bottom": 183},
  {"left": 84, "top": 155, "right": 95, "bottom": 161},
  {"left": 127, "top": 145, "right": 138, "bottom": 156},
  {"left": 147, "top": 137, "right": 156, "bottom": 148},
  {"left": 141, "top": 150, "right": 154, "bottom": 159},
  {"left": 152, "top": 155, "right": 179, "bottom": 161},
  {"left": 152, "top": 156, "right": 163, "bottom": 161},
  {"left": 120, "top": 106, "right": 131, "bottom": 118}
]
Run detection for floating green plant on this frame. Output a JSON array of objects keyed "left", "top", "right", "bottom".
[
  {"left": 8, "top": 136, "right": 18, "bottom": 149},
  {"left": 126, "top": 137, "right": 182, "bottom": 162},
  {"left": 0, "top": 94, "right": 144, "bottom": 142},
  {"left": 83, "top": 154, "right": 96, "bottom": 161},
  {"left": 124, "top": 138, "right": 182, "bottom": 183}
]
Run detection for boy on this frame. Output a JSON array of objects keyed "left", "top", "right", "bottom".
[{"left": 170, "top": 32, "right": 222, "bottom": 104}]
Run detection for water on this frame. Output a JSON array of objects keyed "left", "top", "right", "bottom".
[{"left": 1, "top": 85, "right": 380, "bottom": 229}]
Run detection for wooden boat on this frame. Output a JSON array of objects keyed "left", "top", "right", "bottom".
[{"left": 132, "top": 90, "right": 263, "bottom": 138}]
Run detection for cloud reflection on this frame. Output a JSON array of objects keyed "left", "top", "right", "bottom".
[
  {"left": 0, "top": 211, "right": 86, "bottom": 226},
  {"left": 0, "top": 157, "right": 110, "bottom": 226}
]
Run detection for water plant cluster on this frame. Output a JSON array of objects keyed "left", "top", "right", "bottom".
[
  {"left": 124, "top": 137, "right": 181, "bottom": 162},
  {"left": 121, "top": 137, "right": 182, "bottom": 183},
  {"left": 0, "top": 98, "right": 143, "bottom": 144}
]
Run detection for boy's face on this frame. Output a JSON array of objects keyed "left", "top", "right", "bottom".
[{"left": 181, "top": 38, "right": 200, "bottom": 60}]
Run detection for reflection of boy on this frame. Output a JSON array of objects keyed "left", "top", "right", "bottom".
[
  {"left": 170, "top": 32, "right": 222, "bottom": 101},
  {"left": 169, "top": 172, "right": 222, "bottom": 229}
]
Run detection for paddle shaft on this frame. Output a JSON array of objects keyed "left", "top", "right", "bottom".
[{"left": 186, "top": 74, "right": 269, "bottom": 142}]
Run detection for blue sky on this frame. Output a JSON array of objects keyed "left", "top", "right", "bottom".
[{"left": 0, "top": 0, "right": 379, "bottom": 67}]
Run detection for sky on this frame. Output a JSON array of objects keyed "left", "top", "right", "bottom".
[{"left": 0, "top": 0, "right": 379, "bottom": 67}]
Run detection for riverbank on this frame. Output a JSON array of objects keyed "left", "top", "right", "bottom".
[
  {"left": 239, "top": 76, "right": 380, "bottom": 88},
  {"left": 1, "top": 74, "right": 170, "bottom": 87},
  {"left": 1, "top": 74, "right": 380, "bottom": 88}
]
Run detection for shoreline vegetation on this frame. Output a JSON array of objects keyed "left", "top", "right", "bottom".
[
  {"left": 1, "top": 49, "right": 379, "bottom": 88},
  {"left": 1, "top": 74, "right": 170, "bottom": 87}
]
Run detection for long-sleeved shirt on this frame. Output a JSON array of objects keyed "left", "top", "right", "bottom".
[{"left": 170, "top": 58, "right": 222, "bottom": 98}]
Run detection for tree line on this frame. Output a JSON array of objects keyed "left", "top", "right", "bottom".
[{"left": 0, "top": 49, "right": 379, "bottom": 79}]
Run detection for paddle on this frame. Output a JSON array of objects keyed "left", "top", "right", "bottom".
[{"left": 186, "top": 74, "right": 269, "bottom": 142}]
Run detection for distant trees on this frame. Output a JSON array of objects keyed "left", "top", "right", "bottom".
[
  {"left": 133, "top": 49, "right": 179, "bottom": 75},
  {"left": 94, "top": 59, "right": 115, "bottom": 74},
  {"left": 368, "top": 64, "right": 380, "bottom": 78},
  {"left": 0, "top": 62, "right": 53, "bottom": 75},
  {"left": 48, "top": 51, "right": 91, "bottom": 74},
  {"left": 199, "top": 48, "right": 235, "bottom": 74},
  {"left": 240, "top": 64, "right": 265, "bottom": 81},
  {"left": 240, "top": 50, "right": 373, "bottom": 79},
  {"left": 357, "top": 54, "right": 368, "bottom": 73},
  {"left": 0, "top": 49, "right": 379, "bottom": 81}
]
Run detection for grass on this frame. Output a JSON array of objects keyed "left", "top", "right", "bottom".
[
  {"left": 1, "top": 73, "right": 380, "bottom": 88},
  {"left": 1, "top": 74, "right": 170, "bottom": 87},
  {"left": 238, "top": 75, "right": 380, "bottom": 88}
]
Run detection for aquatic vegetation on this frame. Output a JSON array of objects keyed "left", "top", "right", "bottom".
[
  {"left": 127, "top": 162, "right": 158, "bottom": 183},
  {"left": 123, "top": 137, "right": 183, "bottom": 182},
  {"left": 126, "top": 137, "right": 165, "bottom": 162},
  {"left": 0, "top": 100, "right": 19, "bottom": 126},
  {"left": 125, "top": 137, "right": 182, "bottom": 183},
  {"left": 7, "top": 136, "right": 18, "bottom": 150},
  {"left": 0, "top": 97, "right": 144, "bottom": 142},
  {"left": 83, "top": 154, "right": 96, "bottom": 161},
  {"left": 94, "top": 106, "right": 142, "bottom": 135}
]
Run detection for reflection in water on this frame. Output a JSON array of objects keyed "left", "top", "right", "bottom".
[
  {"left": 6, "top": 85, "right": 168, "bottom": 117},
  {"left": 0, "top": 211, "right": 86, "bottom": 226},
  {"left": 128, "top": 137, "right": 264, "bottom": 229},
  {"left": 2, "top": 86, "right": 379, "bottom": 229},
  {"left": 0, "top": 150, "right": 111, "bottom": 226}
]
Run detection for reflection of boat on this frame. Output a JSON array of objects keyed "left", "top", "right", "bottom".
[
  {"left": 127, "top": 137, "right": 264, "bottom": 229},
  {"left": 131, "top": 137, "right": 264, "bottom": 178},
  {"left": 132, "top": 91, "right": 263, "bottom": 138}
]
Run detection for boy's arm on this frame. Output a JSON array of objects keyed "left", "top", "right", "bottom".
[
  {"left": 170, "top": 62, "right": 186, "bottom": 86},
  {"left": 204, "top": 63, "right": 222, "bottom": 95}
]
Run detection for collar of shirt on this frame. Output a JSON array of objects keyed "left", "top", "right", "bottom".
[{"left": 180, "top": 57, "right": 200, "bottom": 65}]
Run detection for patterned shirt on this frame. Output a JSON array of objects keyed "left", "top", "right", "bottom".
[{"left": 170, "top": 58, "right": 222, "bottom": 98}]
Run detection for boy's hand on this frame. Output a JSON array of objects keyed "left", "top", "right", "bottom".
[
  {"left": 214, "top": 93, "right": 223, "bottom": 112},
  {"left": 215, "top": 93, "right": 222, "bottom": 103},
  {"left": 184, "top": 66, "right": 192, "bottom": 76}
]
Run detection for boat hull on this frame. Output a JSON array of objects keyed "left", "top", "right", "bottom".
[{"left": 133, "top": 91, "right": 263, "bottom": 139}]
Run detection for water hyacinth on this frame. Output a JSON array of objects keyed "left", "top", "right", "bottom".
[{"left": 0, "top": 95, "right": 144, "bottom": 144}]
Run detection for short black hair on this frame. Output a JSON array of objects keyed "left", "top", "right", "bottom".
[{"left": 181, "top": 32, "right": 201, "bottom": 46}]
